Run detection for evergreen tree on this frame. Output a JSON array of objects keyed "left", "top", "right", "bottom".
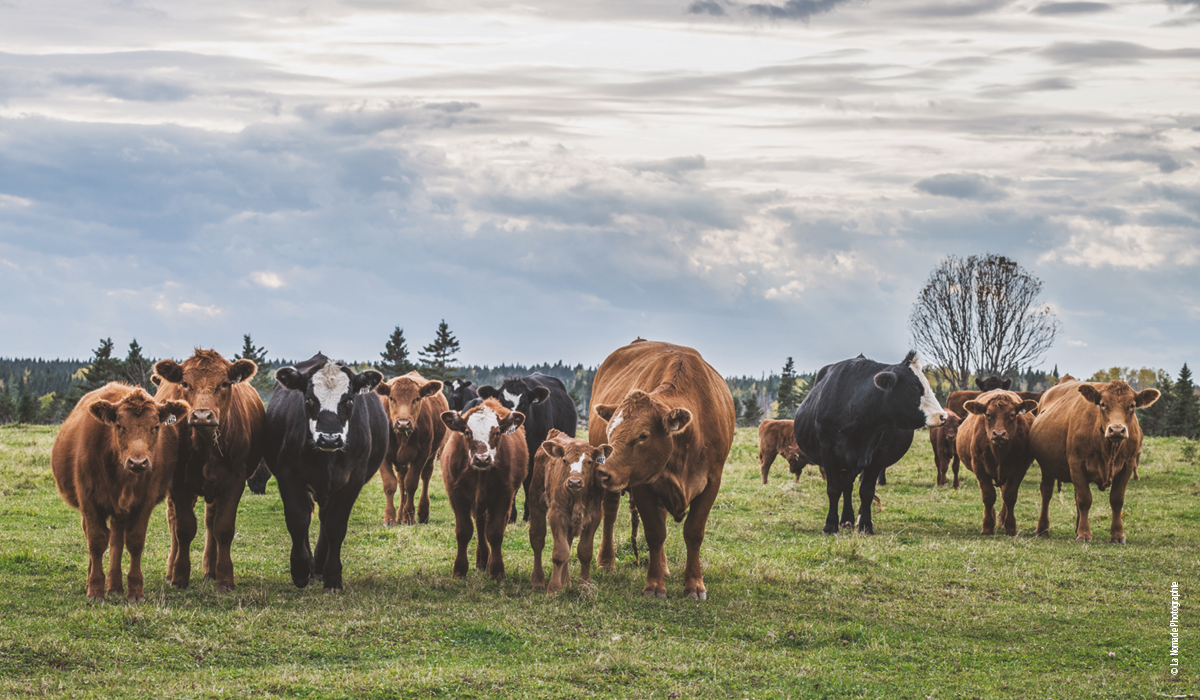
[
  {"left": 1138, "top": 369, "right": 1174, "bottom": 437},
  {"left": 379, "top": 327, "right": 416, "bottom": 377},
  {"left": 0, "top": 382, "right": 15, "bottom": 424},
  {"left": 418, "top": 320, "right": 462, "bottom": 382},
  {"left": 16, "top": 392, "right": 38, "bottom": 424},
  {"left": 1166, "top": 363, "right": 1199, "bottom": 438},
  {"left": 776, "top": 357, "right": 800, "bottom": 419},
  {"left": 234, "top": 334, "right": 269, "bottom": 367},
  {"left": 121, "top": 338, "right": 155, "bottom": 393},
  {"left": 741, "top": 393, "right": 764, "bottom": 427},
  {"left": 69, "top": 338, "right": 123, "bottom": 405}
]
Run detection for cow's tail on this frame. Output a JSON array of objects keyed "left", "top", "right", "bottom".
[{"left": 629, "top": 492, "right": 640, "bottom": 565}]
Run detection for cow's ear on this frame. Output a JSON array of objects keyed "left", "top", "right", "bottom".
[
  {"left": 529, "top": 387, "right": 550, "bottom": 405},
  {"left": 90, "top": 400, "right": 120, "bottom": 425},
  {"left": 461, "top": 380, "right": 472, "bottom": 389},
  {"left": 874, "top": 371, "right": 897, "bottom": 392},
  {"left": 154, "top": 360, "right": 183, "bottom": 384},
  {"left": 1135, "top": 388, "right": 1161, "bottom": 408},
  {"left": 974, "top": 377, "right": 985, "bottom": 391},
  {"left": 963, "top": 400, "right": 986, "bottom": 416},
  {"left": 158, "top": 400, "right": 190, "bottom": 425},
  {"left": 419, "top": 381, "right": 443, "bottom": 399},
  {"left": 477, "top": 385, "right": 500, "bottom": 400},
  {"left": 228, "top": 359, "right": 257, "bottom": 384},
  {"left": 502, "top": 411, "right": 525, "bottom": 434},
  {"left": 545, "top": 428, "right": 562, "bottom": 440},
  {"left": 151, "top": 374, "right": 162, "bottom": 387},
  {"left": 540, "top": 441, "right": 565, "bottom": 459},
  {"left": 376, "top": 382, "right": 391, "bottom": 396},
  {"left": 275, "top": 366, "right": 308, "bottom": 391},
  {"left": 441, "top": 410, "right": 467, "bottom": 432},
  {"left": 1077, "top": 384, "right": 1102, "bottom": 405},
  {"left": 354, "top": 370, "right": 384, "bottom": 394},
  {"left": 1018, "top": 399, "right": 1039, "bottom": 415},
  {"left": 595, "top": 444, "right": 613, "bottom": 463},
  {"left": 1002, "top": 378, "right": 1013, "bottom": 390},
  {"left": 664, "top": 407, "right": 692, "bottom": 434},
  {"left": 595, "top": 404, "right": 617, "bottom": 421}
]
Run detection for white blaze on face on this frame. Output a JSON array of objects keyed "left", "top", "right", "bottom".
[
  {"left": 466, "top": 407, "right": 501, "bottom": 460},
  {"left": 909, "top": 354, "right": 947, "bottom": 428},
  {"left": 309, "top": 363, "right": 351, "bottom": 440},
  {"left": 502, "top": 389, "right": 522, "bottom": 409},
  {"left": 606, "top": 410, "right": 624, "bottom": 439},
  {"left": 568, "top": 453, "right": 586, "bottom": 474}
]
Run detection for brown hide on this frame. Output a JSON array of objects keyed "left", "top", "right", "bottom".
[
  {"left": 957, "top": 391, "right": 1039, "bottom": 536},
  {"left": 929, "top": 411, "right": 963, "bottom": 489},
  {"left": 528, "top": 429, "right": 612, "bottom": 594},
  {"left": 439, "top": 399, "right": 528, "bottom": 579},
  {"left": 1030, "top": 378, "right": 1159, "bottom": 543},
  {"left": 50, "top": 384, "right": 189, "bottom": 601},
  {"left": 947, "top": 389, "right": 1043, "bottom": 418},
  {"left": 376, "top": 372, "right": 449, "bottom": 526},
  {"left": 588, "top": 339, "right": 735, "bottom": 600},
  {"left": 153, "top": 349, "right": 266, "bottom": 592},
  {"left": 756, "top": 419, "right": 822, "bottom": 484}
]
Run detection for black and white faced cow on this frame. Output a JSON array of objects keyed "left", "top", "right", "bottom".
[
  {"left": 263, "top": 353, "right": 388, "bottom": 591},
  {"left": 794, "top": 351, "right": 947, "bottom": 535},
  {"left": 477, "top": 373, "right": 578, "bottom": 522},
  {"left": 446, "top": 379, "right": 480, "bottom": 412}
]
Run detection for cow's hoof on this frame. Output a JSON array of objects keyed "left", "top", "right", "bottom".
[
  {"left": 170, "top": 579, "right": 188, "bottom": 590},
  {"left": 127, "top": 593, "right": 145, "bottom": 604},
  {"left": 1111, "top": 536, "right": 1126, "bottom": 544},
  {"left": 1076, "top": 535, "right": 1092, "bottom": 543},
  {"left": 203, "top": 573, "right": 216, "bottom": 582},
  {"left": 641, "top": 589, "right": 661, "bottom": 598},
  {"left": 292, "top": 577, "right": 310, "bottom": 589},
  {"left": 384, "top": 521, "right": 397, "bottom": 527},
  {"left": 418, "top": 516, "right": 429, "bottom": 525},
  {"left": 323, "top": 587, "right": 342, "bottom": 594},
  {"left": 685, "top": 589, "right": 706, "bottom": 600}
]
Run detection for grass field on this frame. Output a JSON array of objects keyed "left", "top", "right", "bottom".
[{"left": 0, "top": 423, "right": 1195, "bottom": 699}]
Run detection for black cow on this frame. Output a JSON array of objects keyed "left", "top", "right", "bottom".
[
  {"left": 794, "top": 351, "right": 947, "bottom": 535},
  {"left": 478, "top": 373, "right": 578, "bottom": 522},
  {"left": 446, "top": 379, "right": 479, "bottom": 412},
  {"left": 247, "top": 459, "right": 271, "bottom": 494},
  {"left": 263, "top": 353, "right": 388, "bottom": 591}
]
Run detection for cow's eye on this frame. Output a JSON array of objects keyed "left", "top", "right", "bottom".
[
  {"left": 221, "top": 382, "right": 231, "bottom": 389},
  {"left": 180, "top": 381, "right": 189, "bottom": 390},
  {"left": 1100, "top": 403, "right": 1107, "bottom": 410}
]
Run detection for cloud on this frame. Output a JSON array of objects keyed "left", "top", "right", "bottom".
[
  {"left": 686, "top": 0, "right": 727, "bottom": 15},
  {"left": 744, "top": 0, "right": 857, "bottom": 21},
  {"left": 1075, "top": 133, "right": 1192, "bottom": 174},
  {"left": 1040, "top": 41, "right": 1200, "bottom": 65},
  {"left": 1030, "top": 2, "right": 1112, "bottom": 15},
  {"left": 250, "top": 271, "right": 285, "bottom": 289},
  {"left": 914, "top": 173, "right": 1011, "bottom": 201},
  {"left": 177, "top": 302, "right": 223, "bottom": 317}
]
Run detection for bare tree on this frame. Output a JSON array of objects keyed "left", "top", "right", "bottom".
[{"left": 909, "top": 254, "right": 1060, "bottom": 390}]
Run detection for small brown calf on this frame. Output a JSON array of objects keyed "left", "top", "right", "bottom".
[
  {"left": 757, "top": 419, "right": 824, "bottom": 484},
  {"left": 376, "top": 372, "right": 449, "bottom": 525},
  {"left": 929, "top": 411, "right": 963, "bottom": 489},
  {"left": 957, "top": 391, "right": 1039, "bottom": 536}
]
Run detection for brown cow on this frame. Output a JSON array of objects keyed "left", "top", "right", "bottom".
[
  {"left": 51, "top": 384, "right": 190, "bottom": 601},
  {"left": 957, "top": 391, "right": 1040, "bottom": 535},
  {"left": 590, "top": 339, "right": 735, "bottom": 600},
  {"left": 1030, "top": 378, "right": 1159, "bottom": 543},
  {"left": 929, "top": 410, "right": 963, "bottom": 489},
  {"left": 153, "top": 349, "right": 265, "bottom": 592},
  {"left": 528, "top": 429, "right": 612, "bottom": 594},
  {"left": 757, "top": 419, "right": 824, "bottom": 484},
  {"left": 439, "top": 399, "right": 527, "bottom": 579},
  {"left": 376, "top": 371, "right": 449, "bottom": 526}
]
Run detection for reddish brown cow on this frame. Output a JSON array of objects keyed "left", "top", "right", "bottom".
[
  {"left": 153, "top": 349, "right": 265, "bottom": 592},
  {"left": 51, "top": 384, "right": 190, "bottom": 601},
  {"left": 1030, "top": 378, "right": 1159, "bottom": 543},
  {"left": 590, "top": 339, "right": 735, "bottom": 600},
  {"left": 440, "top": 399, "right": 527, "bottom": 580},
  {"left": 929, "top": 410, "right": 963, "bottom": 489},
  {"left": 376, "top": 371, "right": 449, "bottom": 526},
  {"left": 957, "top": 391, "right": 1040, "bottom": 535},
  {"left": 528, "top": 429, "right": 612, "bottom": 594},
  {"left": 757, "top": 419, "right": 824, "bottom": 484}
]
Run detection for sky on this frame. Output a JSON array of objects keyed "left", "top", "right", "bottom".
[{"left": 0, "top": 0, "right": 1198, "bottom": 377}]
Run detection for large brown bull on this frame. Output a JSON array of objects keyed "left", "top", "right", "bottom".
[
  {"left": 153, "top": 349, "right": 265, "bottom": 592},
  {"left": 1030, "top": 378, "right": 1158, "bottom": 543},
  {"left": 589, "top": 339, "right": 735, "bottom": 600},
  {"left": 376, "top": 371, "right": 448, "bottom": 526}
]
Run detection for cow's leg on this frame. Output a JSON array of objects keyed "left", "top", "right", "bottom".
[
  {"left": 167, "top": 492, "right": 198, "bottom": 589},
  {"left": 417, "top": 455, "right": 434, "bottom": 524},
  {"left": 839, "top": 474, "right": 855, "bottom": 528},
  {"left": 106, "top": 515, "right": 126, "bottom": 598},
  {"left": 1070, "top": 464, "right": 1094, "bottom": 542},
  {"left": 876, "top": 467, "right": 887, "bottom": 486},
  {"left": 521, "top": 467, "right": 533, "bottom": 522},
  {"left": 597, "top": 490, "right": 621, "bottom": 571},
  {"left": 379, "top": 462, "right": 399, "bottom": 526},
  {"left": 202, "top": 498, "right": 218, "bottom": 582},
  {"left": 759, "top": 448, "right": 776, "bottom": 484},
  {"left": 823, "top": 469, "right": 842, "bottom": 535},
  {"left": 449, "top": 491, "right": 474, "bottom": 579},
  {"left": 276, "top": 474, "right": 315, "bottom": 588},
  {"left": 316, "top": 484, "right": 363, "bottom": 592},
  {"left": 977, "top": 473, "right": 997, "bottom": 535},
  {"left": 999, "top": 477, "right": 1022, "bottom": 536},
  {"left": 951, "top": 454, "right": 961, "bottom": 490},
  {"left": 632, "top": 487, "right": 668, "bottom": 598},
  {"left": 1109, "top": 467, "right": 1133, "bottom": 544},
  {"left": 208, "top": 486, "right": 243, "bottom": 592},
  {"left": 485, "top": 500, "right": 508, "bottom": 580},
  {"left": 1036, "top": 474, "right": 1054, "bottom": 536},
  {"left": 125, "top": 506, "right": 153, "bottom": 603},
  {"left": 529, "top": 502, "right": 548, "bottom": 591},
  {"left": 398, "top": 463, "right": 419, "bottom": 526},
  {"left": 682, "top": 474, "right": 722, "bottom": 600},
  {"left": 934, "top": 450, "right": 947, "bottom": 487},
  {"left": 857, "top": 470, "right": 879, "bottom": 534},
  {"left": 82, "top": 508, "right": 110, "bottom": 601},
  {"left": 475, "top": 503, "right": 490, "bottom": 572},
  {"left": 578, "top": 516, "right": 601, "bottom": 585},
  {"left": 548, "top": 520, "right": 571, "bottom": 594}
]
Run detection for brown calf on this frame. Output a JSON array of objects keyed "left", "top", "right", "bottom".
[
  {"left": 440, "top": 399, "right": 528, "bottom": 579},
  {"left": 528, "top": 429, "right": 612, "bottom": 594},
  {"left": 51, "top": 384, "right": 189, "bottom": 602},
  {"left": 1030, "top": 378, "right": 1158, "bottom": 543},
  {"left": 957, "top": 391, "right": 1040, "bottom": 536},
  {"left": 929, "top": 410, "right": 963, "bottom": 489},
  {"left": 757, "top": 419, "right": 823, "bottom": 483},
  {"left": 376, "top": 372, "right": 449, "bottom": 526},
  {"left": 154, "top": 349, "right": 265, "bottom": 592}
]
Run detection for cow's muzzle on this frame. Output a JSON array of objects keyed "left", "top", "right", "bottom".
[
  {"left": 393, "top": 419, "right": 413, "bottom": 435},
  {"left": 125, "top": 457, "right": 150, "bottom": 473},
  {"left": 1105, "top": 424, "right": 1128, "bottom": 442},
  {"left": 990, "top": 430, "right": 1009, "bottom": 445},
  {"left": 596, "top": 468, "right": 624, "bottom": 493},
  {"left": 314, "top": 432, "right": 345, "bottom": 451},
  {"left": 926, "top": 411, "right": 948, "bottom": 428},
  {"left": 471, "top": 454, "right": 493, "bottom": 470},
  {"left": 189, "top": 409, "right": 218, "bottom": 428},
  {"left": 567, "top": 476, "right": 583, "bottom": 491}
]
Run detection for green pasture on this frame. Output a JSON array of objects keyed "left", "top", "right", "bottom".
[{"left": 0, "top": 423, "right": 1195, "bottom": 698}]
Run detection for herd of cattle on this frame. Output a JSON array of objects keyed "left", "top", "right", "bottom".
[{"left": 48, "top": 339, "right": 1157, "bottom": 603}]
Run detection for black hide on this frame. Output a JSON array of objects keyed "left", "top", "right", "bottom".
[
  {"left": 263, "top": 353, "right": 387, "bottom": 591},
  {"left": 446, "top": 379, "right": 479, "bottom": 412},
  {"left": 247, "top": 459, "right": 271, "bottom": 494}
]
